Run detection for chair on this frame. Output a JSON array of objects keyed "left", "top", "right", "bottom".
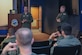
[
  {"left": 52, "top": 45, "right": 81, "bottom": 55},
  {"left": 77, "top": 31, "right": 82, "bottom": 41},
  {"left": 0, "top": 49, "right": 2, "bottom": 54},
  {"left": 32, "top": 41, "right": 51, "bottom": 55},
  {"left": 32, "top": 41, "right": 49, "bottom": 47},
  {"left": 32, "top": 45, "right": 50, "bottom": 55},
  {"left": 0, "top": 37, "right": 6, "bottom": 44}
]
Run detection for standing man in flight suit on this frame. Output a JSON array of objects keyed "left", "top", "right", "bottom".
[
  {"left": 56, "top": 5, "right": 68, "bottom": 26},
  {"left": 20, "top": 6, "right": 33, "bottom": 29}
]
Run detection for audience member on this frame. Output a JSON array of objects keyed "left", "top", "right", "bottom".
[
  {"left": 0, "top": 28, "right": 16, "bottom": 48},
  {"left": 53, "top": 23, "right": 81, "bottom": 47},
  {"left": 1, "top": 28, "right": 46, "bottom": 55}
]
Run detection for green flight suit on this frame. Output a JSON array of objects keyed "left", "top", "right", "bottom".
[
  {"left": 0, "top": 36, "right": 16, "bottom": 49},
  {"left": 20, "top": 12, "right": 33, "bottom": 29},
  {"left": 0, "top": 36, "right": 16, "bottom": 55},
  {"left": 56, "top": 12, "right": 68, "bottom": 26}
]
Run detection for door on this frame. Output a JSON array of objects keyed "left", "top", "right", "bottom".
[{"left": 31, "top": 6, "right": 42, "bottom": 30}]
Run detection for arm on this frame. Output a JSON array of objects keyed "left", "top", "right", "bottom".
[
  {"left": 49, "top": 33, "right": 58, "bottom": 45},
  {"left": 27, "top": 13, "right": 33, "bottom": 23},
  {"left": 56, "top": 13, "right": 61, "bottom": 22},
  {"left": 0, "top": 33, "right": 11, "bottom": 48},
  {"left": 56, "top": 13, "right": 61, "bottom": 19},
  {"left": 1, "top": 42, "right": 17, "bottom": 55},
  {"left": 49, "top": 33, "right": 57, "bottom": 39},
  {"left": 0, "top": 39, "right": 7, "bottom": 49},
  {"left": 49, "top": 33, "right": 58, "bottom": 40},
  {"left": 53, "top": 43, "right": 58, "bottom": 47}
]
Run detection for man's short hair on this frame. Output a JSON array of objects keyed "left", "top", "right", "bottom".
[
  {"left": 8, "top": 28, "right": 15, "bottom": 36},
  {"left": 61, "top": 23, "right": 72, "bottom": 35},
  {"left": 60, "top": 5, "right": 66, "bottom": 9},
  {"left": 15, "top": 28, "right": 33, "bottom": 46},
  {"left": 57, "top": 26, "right": 61, "bottom": 34}
]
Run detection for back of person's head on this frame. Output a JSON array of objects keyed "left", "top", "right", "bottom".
[
  {"left": 61, "top": 23, "right": 72, "bottom": 35},
  {"left": 8, "top": 28, "right": 15, "bottom": 36},
  {"left": 57, "top": 26, "right": 61, "bottom": 34},
  {"left": 15, "top": 28, "right": 33, "bottom": 47}
]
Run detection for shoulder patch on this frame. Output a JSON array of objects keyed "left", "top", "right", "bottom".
[{"left": 63, "top": 13, "right": 66, "bottom": 15}]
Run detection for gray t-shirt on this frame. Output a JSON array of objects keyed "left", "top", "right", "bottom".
[
  {"left": 19, "top": 52, "right": 46, "bottom": 55},
  {"left": 56, "top": 35, "right": 81, "bottom": 47}
]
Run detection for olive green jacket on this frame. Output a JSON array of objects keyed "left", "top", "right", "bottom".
[
  {"left": 0, "top": 35, "right": 16, "bottom": 49},
  {"left": 20, "top": 12, "right": 33, "bottom": 28},
  {"left": 0, "top": 36, "right": 16, "bottom": 55},
  {"left": 56, "top": 12, "right": 68, "bottom": 25}
]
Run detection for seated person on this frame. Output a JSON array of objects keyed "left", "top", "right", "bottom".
[
  {"left": 50, "top": 23, "right": 81, "bottom": 55},
  {"left": 0, "top": 28, "right": 16, "bottom": 49},
  {"left": 53, "top": 23, "right": 81, "bottom": 47},
  {"left": 49, "top": 26, "right": 64, "bottom": 41},
  {"left": 1, "top": 28, "right": 46, "bottom": 55}
]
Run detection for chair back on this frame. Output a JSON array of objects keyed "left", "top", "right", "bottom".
[
  {"left": 32, "top": 41, "right": 51, "bottom": 55},
  {"left": 52, "top": 45, "right": 81, "bottom": 55}
]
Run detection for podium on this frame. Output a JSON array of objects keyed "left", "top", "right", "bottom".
[{"left": 8, "top": 14, "right": 21, "bottom": 31}]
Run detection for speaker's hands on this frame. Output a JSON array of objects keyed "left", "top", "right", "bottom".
[
  {"left": 22, "top": 19, "right": 27, "bottom": 23},
  {"left": 56, "top": 18, "right": 61, "bottom": 22}
]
